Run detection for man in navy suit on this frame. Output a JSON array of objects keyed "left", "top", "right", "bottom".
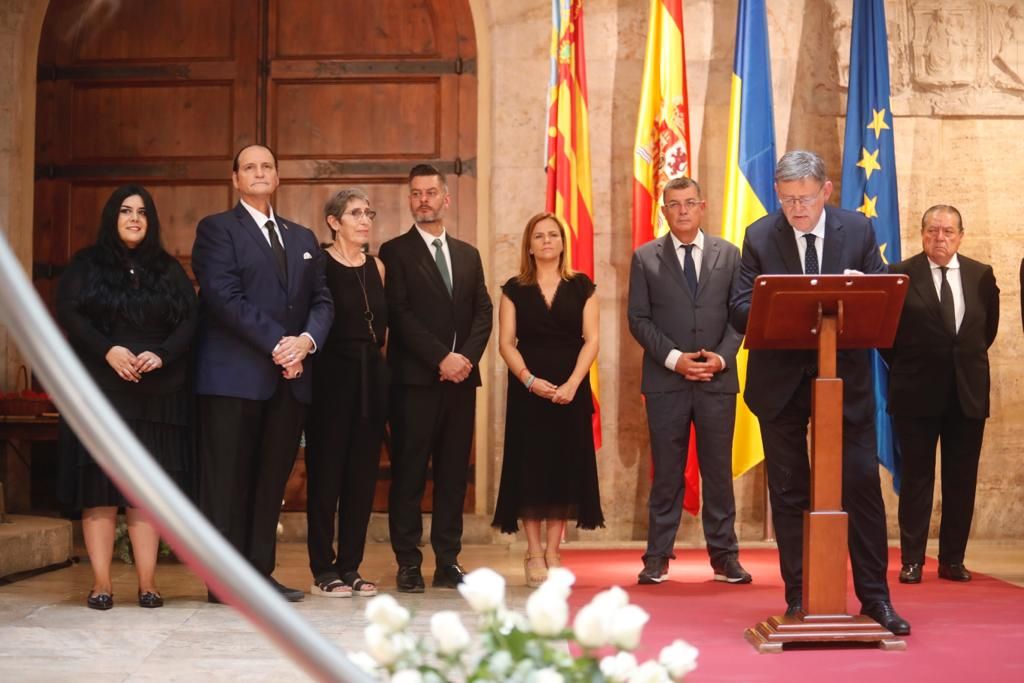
[
  {"left": 379, "top": 164, "right": 492, "bottom": 593},
  {"left": 730, "top": 150, "right": 909, "bottom": 635},
  {"left": 192, "top": 144, "right": 333, "bottom": 602}
]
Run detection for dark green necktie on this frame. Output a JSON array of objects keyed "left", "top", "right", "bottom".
[{"left": 432, "top": 238, "right": 452, "bottom": 295}]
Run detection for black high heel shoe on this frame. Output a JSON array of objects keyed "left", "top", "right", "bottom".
[{"left": 87, "top": 592, "right": 113, "bottom": 610}]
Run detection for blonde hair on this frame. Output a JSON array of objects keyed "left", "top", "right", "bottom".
[{"left": 515, "top": 212, "right": 574, "bottom": 285}]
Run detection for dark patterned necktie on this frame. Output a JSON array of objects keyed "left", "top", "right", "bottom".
[
  {"left": 681, "top": 244, "right": 698, "bottom": 295},
  {"left": 804, "top": 234, "right": 819, "bottom": 275},
  {"left": 432, "top": 238, "right": 453, "bottom": 295},
  {"left": 265, "top": 220, "right": 286, "bottom": 278},
  {"left": 939, "top": 266, "right": 956, "bottom": 335}
]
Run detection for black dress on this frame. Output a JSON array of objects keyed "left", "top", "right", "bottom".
[
  {"left": 492, "top": 274, "right": 604, "bottom": 533},
  {"left": 304, "top": 254, "right": 388, "bottom": 580},
  {"left": 55, "top": 247, "right": 197, "bottom": 511}
]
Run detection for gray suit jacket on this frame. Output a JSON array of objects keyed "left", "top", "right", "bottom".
[{"left": 628, "top": 232, "right": 743, "bottom": 394}]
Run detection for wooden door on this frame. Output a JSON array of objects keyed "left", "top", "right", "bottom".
[{"left": 34, "top": 0, "right": 478, "bottom": 513}]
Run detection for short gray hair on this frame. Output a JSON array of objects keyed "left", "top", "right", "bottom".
[
  {"left": 775, "top": 150, "right": 828, "bottom": 184},
  {"left": 662, "top": 176, "right": 702, "bottom": 202},
  {"left": 324, "top": 187, "right": 369, "bottom": 227}
]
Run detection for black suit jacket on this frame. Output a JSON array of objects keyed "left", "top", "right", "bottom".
[
  {"left": 730, "top": 206, "right": 885, "bottom": 423},
  {"left": 884, "top": 252, "right": 999, "bottom": 419},
  {"left": 379, "top": 227, "right": 493, "bottom": 387}
]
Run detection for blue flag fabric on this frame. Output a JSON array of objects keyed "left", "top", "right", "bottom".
[{"left": 839, "top": 0, "right": 902, "bottom": 491}]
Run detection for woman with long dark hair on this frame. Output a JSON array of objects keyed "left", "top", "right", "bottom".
[
  {"left": 305, "top": 188, "right": 388, "bottom": 598},
  {"left": 56, "top": 185, "right": 197, "bottom": 610},
  {"left": 492, "top": 212, "right": 604, "bottom": 587}
]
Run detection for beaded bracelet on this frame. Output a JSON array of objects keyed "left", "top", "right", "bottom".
[{"left": 524, "top": 374, "right": 536, "bottom": 391}]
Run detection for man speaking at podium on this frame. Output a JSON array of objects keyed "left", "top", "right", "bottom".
[{"left": 730, "top": 150, "right": 910, "bottom": 636}]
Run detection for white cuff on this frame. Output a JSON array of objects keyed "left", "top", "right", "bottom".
[
  {"left": 664, "top": 349, "right": 682, "bottom": 371},
  {"left": 301, "top": 332, "right": 318, "bottom": 354}
]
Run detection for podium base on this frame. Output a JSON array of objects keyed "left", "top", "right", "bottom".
[{"left": 744, "top": 613, "right": 907, "bottom": 653}]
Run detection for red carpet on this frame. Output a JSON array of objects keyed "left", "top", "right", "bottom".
[{"left": 561, "top": 548, "right": 1024, "bottom": 682}]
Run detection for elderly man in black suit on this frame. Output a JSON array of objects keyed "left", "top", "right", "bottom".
[
  {"left": 627, "top": 177, "right": 751, "bottom": 587},
  {"left": 730, "top": 150, "right": 909, "bottom": 636},
  {"left": 886, "top": 205, "right": 999, "bottom": 584},
  {"left": 379, "top": 164, "right": 493, "bottom": 592}
]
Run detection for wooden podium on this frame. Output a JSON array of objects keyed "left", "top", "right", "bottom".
[{"left": 741, "top": 274, "right": 909, "bottom": 653}]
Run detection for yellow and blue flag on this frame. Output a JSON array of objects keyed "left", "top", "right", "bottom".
[
  {"left": 839, "top": 0, "right": 902, "bottom": 490},
  {"left": 721, "top": 0, "right": 777, "bottom": 478}
]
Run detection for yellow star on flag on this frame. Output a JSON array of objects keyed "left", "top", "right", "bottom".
[
  {"left": 866, "top": 108, "right": 890, "bottom": 139},
  {"left": 857, "top": 147, "right": 881, "bottom": 180},
  {"left": 858, "top": 193, "right": 878, "bottom": 218},
  {"left": 879, "top": 242, "right": 889, "bottom": 265}
]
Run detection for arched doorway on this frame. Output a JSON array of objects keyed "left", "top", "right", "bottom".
[{"left": 33, "top": 0, "right": 479, "bottom": 513}]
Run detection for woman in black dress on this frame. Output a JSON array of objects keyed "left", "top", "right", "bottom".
[
  {"left": 492, "top": 212, "right": 603, "bottom": 587},
  {"left": 305, "top": 188, "right": 388, "bottom": 598},
  {"left": 56, "top": 185, "right": 197, "bottom": 610}
]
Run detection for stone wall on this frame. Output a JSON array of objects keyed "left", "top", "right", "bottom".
[{"left": 0, "top": 0, "right": 1021, "bottom": 541}]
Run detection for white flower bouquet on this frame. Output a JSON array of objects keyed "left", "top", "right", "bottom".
[{"left": 351, "top": 567, "right": 698, "bottom": 683}]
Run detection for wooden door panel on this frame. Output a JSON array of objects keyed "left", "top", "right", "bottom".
[{"left": 274, "top": 0, "right": 440, "bottom": 58}]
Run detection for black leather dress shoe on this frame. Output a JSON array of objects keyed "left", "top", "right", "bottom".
[
  {"left": 433, "top": 563, "right": 467, "bottom": 588},
  {"left": 784, "top": 601, "right": 803, "bottom": 617},
  {"left": 938, "top": 563, "right": 972, "bottom": 582},
  {"left": 899, "top": 562, "right": 923, "bottom": 584},
  {"left": 861, "top": 601, "right": 911, "bottom": 636},
  {"left": 712, "top": 557, "right": 753, "bottom": 584},
  {"left": 138, "top": 591, "right": 164, "bottom": 608},
  {"left": 637, "top": 557, "right": 669, "bottom": 585},
  {"left": 270, "top": 578, "right": 305, "bottom": 602},
  {"left": 87, "top": 592, "right": 113, "bottom": 611},
  {"left": 396, "top": 565, "right": 425, "bottom": 593}
]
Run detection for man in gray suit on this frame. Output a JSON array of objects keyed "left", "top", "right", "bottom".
[{"left": 627, "top": 177, "right": 750, "bottom": 586}]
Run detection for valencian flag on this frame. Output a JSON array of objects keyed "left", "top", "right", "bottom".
[
  {"left": 546, "top": 0, "right": 601, "bottom": 449},
  {"left": 631, "top": 0, "right": 700, "bottom": 515},
  {"left": 721, "top": 0, "right": 777, "bottom": 478},
  {"left": 840, "top": 0, "right": 902, "bottom": 490}
]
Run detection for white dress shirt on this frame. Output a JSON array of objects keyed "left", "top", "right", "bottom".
[
  {"left": 663, "top": 230, "right": 725, "bottom": 372},
  {"left": 928, "top": 253, "right": 965, "bottom": 332},
  {"left": 792, "top": 210, "right": 826, "bottom": 273},
  {"left": 240, "top": 199, "right": 282, "bottom": 249}
]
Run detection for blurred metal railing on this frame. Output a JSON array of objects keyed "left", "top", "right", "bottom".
[{"left": 0, "top": 228, "right": 371, "bottom": 683}]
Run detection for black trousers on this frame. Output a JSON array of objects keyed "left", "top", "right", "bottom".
[
  {"left": 388, "top": 382, "right": 476, "bottom": 568},
  {"left": 197, "top": 381, "right": 305, "bottom": 576},
  {"left": 304, "top": 365, "right": 385, "bottom": 581},
  {"left": 759, "top": 377, "right": 890, "bottom": 608},
  {"left": 643, "top": 388, "right": 740, "bottom": 566},
  {"left": 895, "top": 393, "right": 985, "bottom": 566}
]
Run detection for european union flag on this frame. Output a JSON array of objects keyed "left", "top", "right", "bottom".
[{"left": 840, "top": 0, "right": 902, "bottom": 491}]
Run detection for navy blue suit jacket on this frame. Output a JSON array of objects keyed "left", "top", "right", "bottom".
[
  {"left": 191, "top": 203, "right": 333, "bottom": 403},
  {"left": 730, "top": 206, "right": 885, "bottom": 423}
]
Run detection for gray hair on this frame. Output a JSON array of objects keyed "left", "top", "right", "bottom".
[
  {"left": 775, "top": 150, "right": 828, "bottom": 184},
  {"left": 921, "top": 204, "right": 964, "bottom": 232},
  {"left": 662, "top": 176, "right": 702, "bottom": 202},
  {"left": 324, "top": 187, "right": 369, "bottom": 227}
]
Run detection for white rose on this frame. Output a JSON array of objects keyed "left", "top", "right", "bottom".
[
  {"left": 609, "top": 604, "right": 650, "bottom": 651},
  {"left": 457, "top": 567, "right": 506, "bottom": 613},
  {"left": 572, "top": 602, "right": 609, "bottom": 648},
  {"left": 495, "top": 606, "right": 529, "bottom": 634},
  {"left": 627, "top": 660, "right": 671, "bottom": 683},
  {"left": 532, "top": 667, "right": 565, "bottom": 683},
  {"left": 539, "top": 567, "right": 576, "bottom": 599},
  {"left": 526, "top": 586, "right": 569, "bottom": 636},
  {"left": 430, "top": 610, "right": 471, "bottom": 655},
  {"left": 599, "top": 651, "right": 638, "bottom": 682},
  {"left": 391, "top": 670, "right": 424, "bottom": 683},
  {"left": 345, "top": 651, "right": 379, "bottom": 675},
  {"left": 364, "top": 624, "right": 413, "bottom": 666},
  {"left": 365, "top": 594, "right": 410, "bottom": 634},
  {"left": 659, "top": 639, "right": 699, "bottom": 680},
  {"left": 590, "top": 586, "right": 629, "bottom": 611},
  {"left": 488, "top": 649, "right": 513, "bottom": 677}
]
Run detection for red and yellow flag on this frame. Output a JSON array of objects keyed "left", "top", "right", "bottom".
[
  {"left": 546, "top": 0, "right": 601, "bottom": 449},
  {"left": 631, "top": 0, "right": 699, "bottom": 514}
]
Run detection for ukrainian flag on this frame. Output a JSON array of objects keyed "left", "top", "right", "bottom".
[
  {"left": 839, "top": 0, "right": 902, "bottom": 490},
  {"left": 722, "top": 0, "right": 777, "bottom": 478}
]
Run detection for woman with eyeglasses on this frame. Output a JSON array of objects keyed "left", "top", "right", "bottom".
[
  {"left": 56, "top": 185, "right": 197, "bottom": 610},
  {"left": 304, "top": 188, "right": 388, "bottom": 598}
]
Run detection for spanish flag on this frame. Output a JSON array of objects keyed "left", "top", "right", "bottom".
[
  {"left": 631, "top": 0, "right": 700, "bottom": 515},
  {"left": 546, "top": 0, "right": 601, "bottom": 449},
  {"left": 721, "top": 0, "right": 777, "bottom": 478}
]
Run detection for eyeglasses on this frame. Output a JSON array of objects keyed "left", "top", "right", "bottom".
[
  {"left": 344, "top": 209, "right": 377, "bottom": 221},
  {"left": 778, "top": 187, "right": 824, "bottom": 208},
  {"left": 665, "top": 199, "right": 703, "bottom": 211}
]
